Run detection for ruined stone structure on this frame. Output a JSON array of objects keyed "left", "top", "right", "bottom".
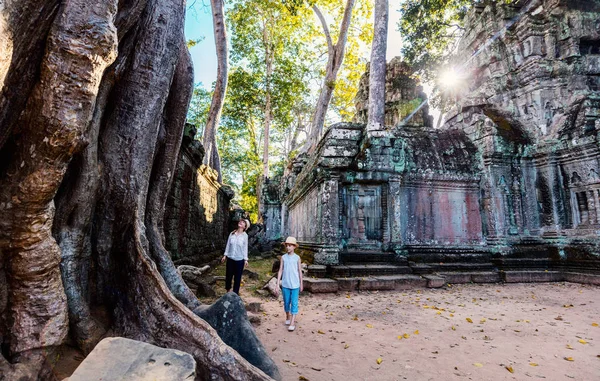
[
  {"left": 263, "top": 0, "right": 600, "bottom": 287},
  {"left": 164, "top": 124, "right": 234, "bottom": 265}
]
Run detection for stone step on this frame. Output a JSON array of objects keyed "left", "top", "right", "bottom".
[
  {"left": 563, "top": 272, "right": 600, "bottom": 285},
  {"left": 307, "top": 265, "right": 327, "bottom": 278},
  {"left": 502, "top": 270, "right": 564, "bottom": 283},
  {"left": 431, "top": 262, "right": 496, "bottom": 272},
  {"left": 438, "top": 271, "right": 501, "bottom": 284},
  {"left": 330, "top": 264, "right": 412, "bottom": 277},
  {"left": 341, "top": 252, "right": 408, "bottom": 264},
  {"left": 492, "top": 258, "right": 556, "bottom": 269},
  {"left": 303, "top": 278, "right": 338, "bottom": 293},
  {"left": 335, "top": 275, "right": 427, "bottom": 291},
  {"left": 422, "top": 274, "right": 445, "bottom": 288}
]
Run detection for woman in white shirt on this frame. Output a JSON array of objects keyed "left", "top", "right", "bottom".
[{"left": 221, "top": 219, "right": 250, "bottom": 294}]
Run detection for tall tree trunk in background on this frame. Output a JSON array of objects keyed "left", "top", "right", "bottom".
[
  {"left": 202, "top": 0, "right": 228, "bottom": 183},
  {"left": 262, "top": 24, "right": 273, "bottom": 179},
  {"left": 0, "top": 0, "right": 279, "bottom": 380},
  {"left": 307, "top": 0, "right": 355, "bottom": 151},
  {"left": 367, "top": 0, "right": 388, "bottom": 132}
]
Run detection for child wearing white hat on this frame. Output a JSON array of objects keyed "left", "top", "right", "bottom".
[{"left": 276, "top": 236, "right": 303, "bottom": 331}]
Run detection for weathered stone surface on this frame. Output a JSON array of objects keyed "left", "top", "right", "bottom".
[
  {"left": 263, "top": 277, "right": 280, "bottom": 297},
  {"left": 303, "top": 278, "right": 339, "bottom": 293},
  {"left": 196, "top": 293, "right": 281, "bottom": 380},
  {"left": 423, "top": 275, "right": 446, "bottom": 288},
  {"left": 563, "top": 272, "right": 600, "bottom": 285},
  {"left": 335, "top": 277, "right": 360, "bottom": 291},
  {"left": 69, "top": 337, "right": 196, "bottom": 381},
  {"left": 502, "top": 271, "right": 564, "bottom": 283},
  {"left": 262, "top": 0, "right": 600, "bottom": 284},
  {"left": 164, "top": 124, "right": 233, "bottom": 265},
  {"left": 357, "top": 277, "right": 396, "bottom": 291},
  {"left": 372, "top": 275, "right": 428, "bottom": 289},
  {"left": 354, "top": 57, "right": 433, "bottom": 128}
]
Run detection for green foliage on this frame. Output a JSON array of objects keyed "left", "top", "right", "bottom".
[
  {"left": 186, "top": 37, "right": 205, "bottom": 48},
  {"left": 200, "top": 0, "right": 374, "bottom": 215},
  {"left": 398, "top": 0, "right": 472, "bottom": 84}
]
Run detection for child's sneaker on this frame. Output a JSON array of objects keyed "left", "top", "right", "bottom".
[
  {"left": 285, "top": 320, "right": 291, "bottom": 325},
  {"left": 288, "top": 325, "right": 295, "bottom": 331}
]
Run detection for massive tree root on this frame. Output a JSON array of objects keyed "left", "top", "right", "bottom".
[{"left": 0, "top": 0, "right": 279, "bottom": 380}]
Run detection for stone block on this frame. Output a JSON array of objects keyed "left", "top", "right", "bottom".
[
  {"left": 336, "top": 277, "right": 360, "bottom": 291},
  {"left": 563, "top": 272, "right": 600, "bottom": 285},
  {"left": 423, "top": 275, "right": 445, "bottom": 288},
  {"left": 329, "top": 128, "right": 362, "bottom": 140},
  {"left": 307, "top": 265, "right": 327, "bottom": 278},
  {"left": 357, "top": 277, "right": 396, "bottom": 291},
  {"left": 502, "top": 270, "right": 564, "bottom": 283},
  {"left": 438, "top": 272, "right": 473, "bottom": 284},
  {"left": 375, "top": 275, "right": 427, "bottom": 290},
  {"left": 69, "top": 337, "right": 196, "bottom": 381},
  {"left": 303, "top": 278, "right": 338, "bottom": 293},
  {"left": 470, "top": 271, "right": 501, "bottom": 283}
]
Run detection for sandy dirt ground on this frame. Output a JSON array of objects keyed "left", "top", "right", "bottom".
[{"left": 245, "top": 282, "right": 600, "bottom": 381}]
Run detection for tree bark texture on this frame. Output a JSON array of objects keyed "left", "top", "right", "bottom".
[
  {"left": 262, "top": 22, "right": 273, "bottom": 179},
  {"left": 202, "top": 0, "right": 228, "bottom": 182},
  {"left": 367, "top": 0, "right": 388, "bottom": 131},
  {"left": 307, "top": 0, "right": 356, "bottom": 151},
  {"left": 0, "top": 0, "right": 278, "bottom": 380}
]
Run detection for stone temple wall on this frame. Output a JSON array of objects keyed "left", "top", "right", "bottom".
[
  {"left": 444, "top": 0, "right": 600, "bottom": 247},
  {"left": 270, "top": 0, "right": 600, "bottom": 268},
  {"left": 164, "top": 125, "right": 234, "bottom": 265}
]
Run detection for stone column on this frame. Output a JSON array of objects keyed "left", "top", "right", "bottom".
[
  {"left": 314, "top": 175, "right": 340, "bottom": 265},
  {"left": 319, "top": 176, "right": 339, "bottom": 244},
  {"left": 587, "top": 190, "right": 596, "bottom": 225},
  {"left": 594, "top": 189, "right": 600, "bottom": 224},
  {"left": 388, "top": 175, "right": 403, "bottom": 249}
]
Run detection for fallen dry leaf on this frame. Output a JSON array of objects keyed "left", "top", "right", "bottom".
[
  {"left": 451, "top": 326, "right": 456, "bottom": 331},
  {"left": 473, "top": 363, "right": 483, "bottom": 368},
  {"left": 592, "top": 322, "right": 599, "bottom": 327},
  {"left": 317, "top": 330, "right": 325, "bottom": 334},
  {"left": 480, "top": 318, "right": 486, "bottom": 324},
  {"left": 414, "top": 330, "right": 419, "bottom": 335},
  {"left": 344, "top": 344, "right": 349, "bottom": 349},
  {"left": 376, "top": 357, "right": 383, "bottom": 364},
  {"left": 466, "top": 318, "right": 473, "bottom": 323},
  {"left": 566, "top": 344, "right": 574, "bottom": 350},
  {"left": 563, "top": 304, "right": 574, "bottom": 308},
  {"left": 403, "top": 333, "right": 410, "bottom": 339},
  {"left": 299, "top": 376, "right": 309, "bottom": 381},
  {"left": 505, "top": 365, "right": 514, "bottom": 373},
  {"left": 366, "top": 324, "right": 373, "bottom": 328},
  {"left": 564, "top": 357, "right": 574, "bottom": 362},
  {"left": 529, "top": 362, "right": 538, "bottom": 366},
  {"left": 578, "top": 339, "right": 587, "bottom": 345}
]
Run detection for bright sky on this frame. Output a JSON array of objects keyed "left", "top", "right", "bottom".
[{"left": 185, "top": 0, "right": 405, "bottom": 90}]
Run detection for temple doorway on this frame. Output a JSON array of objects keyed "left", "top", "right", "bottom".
[{"left": 340, "top": 184, "right": 384, "bottom": 250}]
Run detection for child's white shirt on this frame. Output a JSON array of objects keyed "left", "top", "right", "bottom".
[{"left": 281, "top": 253, "right": 300, "bottom": 289}]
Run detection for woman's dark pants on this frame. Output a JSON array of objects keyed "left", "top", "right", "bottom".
[{"left": 225, "top": 257, "right": 244, "bottom": 294}]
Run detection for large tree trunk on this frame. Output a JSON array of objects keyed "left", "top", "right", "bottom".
[
  {"left": 262, "top": 29, "right": 273, "bottom": 179},
  {"left": 0, "top": 0, "right": 278, "bottom": 380},
  {"left": 202, "top": 0, "right": 228, "bottom": 183},
  {"left": 366, "top": 0, "right": 388, "bottom": 132},
  {"left": 307, "top": 0, "right": 355, "bottom": 151},
  {"left": 0, "top": 0, "right": 118, "bottom": 378}
]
